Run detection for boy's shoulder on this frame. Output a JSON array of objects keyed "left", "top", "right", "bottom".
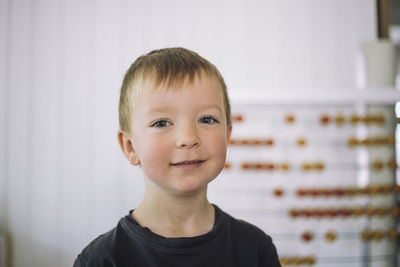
[
  {"left": 73, "top": 224, "right": 120, "bottom": 267},
  {"left": 221, "top": 207, "right": 273, "bottom": 244},
  {"left": 218, "top": 206, "right": 281, "bottom": 266}
]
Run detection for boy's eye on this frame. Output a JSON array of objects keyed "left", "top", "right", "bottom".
[
  {"left": 151, "top": 120, "right": 171, "bottom": 128},
  {"left": 199, "top": 116, "right": 219, "bottom": 124}
]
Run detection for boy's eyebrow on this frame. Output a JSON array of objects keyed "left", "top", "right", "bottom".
[
  {"left": 145, "top": 106, "right": 172, "bottom": 115},
  {"left": 198, "top": 104, "right": 224, "bottom": 113},
  {"left": 145, "top": 104, "right": 223, "bottom": 115}
]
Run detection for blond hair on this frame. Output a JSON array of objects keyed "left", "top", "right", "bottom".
[{"left": 118, "top": 47, "right": 231, "bottom": 134}]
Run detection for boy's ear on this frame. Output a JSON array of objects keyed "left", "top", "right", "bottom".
[{"left": 117, "top": 130, "right": 141, "bottom": 166}]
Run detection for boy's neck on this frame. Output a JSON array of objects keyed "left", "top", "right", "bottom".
[{"left": 132, "top": 185, "right": 215, "bottom": 238}]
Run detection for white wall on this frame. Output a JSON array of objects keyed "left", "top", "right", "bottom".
[{"left": 0, "top": 0, "right": 375, "bottom": 266}]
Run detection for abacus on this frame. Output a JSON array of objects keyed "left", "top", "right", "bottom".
[{"left": 208, "top": 91, "right": 399, "bottom": 267}]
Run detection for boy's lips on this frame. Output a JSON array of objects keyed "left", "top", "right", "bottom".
[{"left": 170, "top": 160, "right": 206, "bottom": 166}]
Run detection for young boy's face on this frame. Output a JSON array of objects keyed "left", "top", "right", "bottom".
[{"left": 128, "top": 74, "right": 232, "bottom": 196}]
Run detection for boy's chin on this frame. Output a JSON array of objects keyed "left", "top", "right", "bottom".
[
  {"left": 171, "top": 183, "right": 209, "bottom": 196},
  {"left": 145, "top": 171, "right": 220, "bottom": 197},
  {"left": 167, "top": 180, "right": 214, "bottom": 197}
]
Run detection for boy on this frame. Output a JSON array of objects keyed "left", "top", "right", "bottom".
[{"left": 74, "top": 47, "right": 281, "bottom": 267}]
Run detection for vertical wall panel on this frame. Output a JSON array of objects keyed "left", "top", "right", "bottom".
[
  {"left": 7, "top": 0, "right": 35, "bottom": 266},
  {"left": 92, "top": 0, "right": 124, "bottom": 235},
  {"left": 57, "top": 0, "right": 67, "bottom": 264},
  {"left": 0, "top": 0, "right": 10, "bottom": 232},
  {"left": 118, "top": 0, "right": 146, "bottom": 66},
  {"left": 61, "top": 0, "right": 94, "bottom": 261},
  {"left": 308, "top": 1, "right": 336, "bottom": 87},
  {"left": 274, "top": 0, "right": 314, "bottom": 88},
  {"left": 29, "top": 0, "right": 63, "bottom": 266},
  {"left": 240, "top": 0, "right": 280, "bottom": 88},
  {"left": 56, "top": 0, "right": 68, "bottom": 265}
]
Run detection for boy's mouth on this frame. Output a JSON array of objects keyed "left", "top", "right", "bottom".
[{"left": 170, "top": 160, "right": 205, "bottom": 166}]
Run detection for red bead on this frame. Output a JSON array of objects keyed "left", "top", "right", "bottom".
[
  {"left": 301, "top": 231, "right": 313, "bottom": 242},
  {"left": 273, "top": 188, "right": 284, "bottom": 197}
]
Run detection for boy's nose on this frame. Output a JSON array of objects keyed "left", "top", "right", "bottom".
[{"left": 176, "top": 126, "right": 200, "bottom": 148}]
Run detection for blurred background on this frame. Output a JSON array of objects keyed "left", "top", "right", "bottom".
[{"left": 1, "top": 0, "right": 400, "bottom": 266}]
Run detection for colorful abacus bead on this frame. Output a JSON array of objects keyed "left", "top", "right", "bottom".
[
  {"left": 264, "top": 139, "right": 274, "bottom": 146},
  {"left": 315, "top": 208, "right": 325, "bottom": 218},
  {"left": 374, "top": 136, "right": 384, "bottom": 145},
  {"left": 363, "top": 114, "right": 372, "bottom": 124},
  {"left": 372, "top": 160, "right": 383, "bottom": 172},
  {"left": 388, "top": 159, "right": 397, "bottom": 170},
  {"left": 357, "top": 187, "right": 368, "bottom": 195},
  {"left": 304, "top": 256, "right": 316, "bottom": 265},
  {"left": 254, "top": 162, "right": 263, "bottom": 170},
  {"left": 361, "top": 230, "right": 372, "bottom": 242},
  {"left": 387, "top": 229, "right": 399, "bottom": 240},
  {"left": 265, "top": 163, "right": 275, "bottom": 171},
  {"left": 348, "top": 137, "right": 358, "bottom": 147},
  {"left": 289, "top": 208, "right": 300, "bottom": 218},
  {"left": 280, "top": 256, "right": 316, "bottom": 266},
  {"left": 292, "top": 256, "right": 302, "bottom": 266},
  {"left": 231, "top": 114, "right": 244, "bottom": 123},
  {"left": 280, "top": 257, "right": 289, "bottom": 266},
  {"left": 373, "top": 230, "right": 384, "bottom": 241},
  {"left": 301, "top": 231, "right": 313, "bottom": 242},
  {"left": 369, "top": 185, "right": 379, "bottom": 195},
  {"left": 240, "top": 139, "right": 249, "bottom": 145},
  {"left": 325, "top": 231, "right": 337, "bottom": 242},
  {"left": 381, "top": 185, "right": 392, "bottom": 195},
  {"left": 346, "top": 187, "right": 357, "bottom": 197},
  {"left": 365, "top": 206, "right": 375, "bottom": 217},
  {"left": 320, "top": 114, "right": 330, "bottom": 125},
  {"left": 353, "top": 206, "right": 364, "bottom": 217},
  {"left": 374, "top": 113, "right": 385, "bottom": 124},
  {"left": 327, "top": 208, "right": 338, "bottom": 218},
  {"left": 360, "top": 138, "right": 370, "bottom": 146},
  {"left": 333, "top": 188, "right": 344, "bottom": 197},
  {"left": 302, "top": 163, "right": 312, "bottom": 172},
  {"left": 309, "top": 188, "right": 319, "bottom": 197},
  {"left": 273, "top": 188, "right": 285, "bottom": 197},
  {"left": 386, "top": 136, "right": 395, "bottom": 145},
  {"left": 314, "top": 162, "right": 325, "bottom": 171},
  {"left": 350, "top": 114, "right": 360, "bottom": 124},
  {"left": 285, "top": 114, "right": 296, "bottom": 124},
  {"left": 241, "top": 163, "right": 250, "bottom": 170},
  {"left": 280, "top": 162, "right": 291, "bottom": 171},
  {"left": 296, "top": 138, "right": 307, "bottom": 147},
  {"left": 341, "top": 207, "right": 352, "bottom": 217},
  {"left": 228, "top": 139, "right": 237, "bottom": 145},
  {"left": 321, "top": 188, "right": 331, "bottom": 197},
  {"left": 296, "top": 188, "right": 307, "bottom": 197},
  {"left": 335, "top": 114, "right": 345, "bottom": 125},
  {"left": 303, "top": 209, "right": 313, "bottom": 218},
  {"left": 253, "top": 139, "right": 262, "bottom": 146}
]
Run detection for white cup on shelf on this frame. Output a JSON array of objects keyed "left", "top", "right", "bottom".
[{"left": 361, "top": 39, "right": 397, "bottom": 88}]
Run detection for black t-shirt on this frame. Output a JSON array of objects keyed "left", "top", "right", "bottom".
[{"left": 74, "top": 205, "right": 281, "bottom": 267}]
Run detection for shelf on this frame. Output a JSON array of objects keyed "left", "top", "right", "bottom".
[{"left": 229, "top": 87, "right": 400, "bottom": 105}]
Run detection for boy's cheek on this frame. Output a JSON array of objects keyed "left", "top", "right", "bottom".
[
  {"left": 142, "top": 141, "right": 171, "bottom": 164},
  {"left": 210, "top": 133, "right": 229, "bottom": 149}
]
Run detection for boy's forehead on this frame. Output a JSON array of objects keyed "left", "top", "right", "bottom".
[
  {"left": 131, "top": 74, "right": 225, "bottom": 112},
  {"left": 132, "top": 71, "right": 221, "bottom": 99}
]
